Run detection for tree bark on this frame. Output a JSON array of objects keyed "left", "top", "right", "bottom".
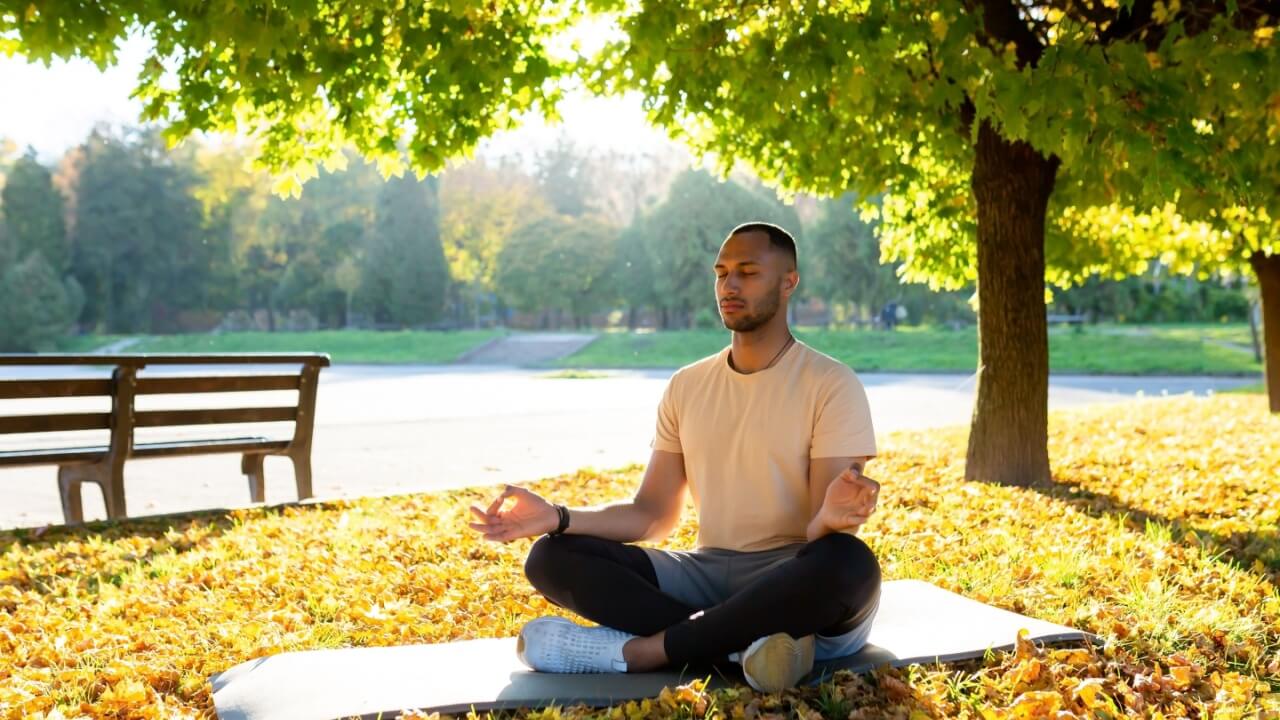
[
  {"left": 1249, "top": 251, "right": 1280, "bottom": 413},
  {"left": 965, "top": 121, "right": 1059, "bottom": 487},
  {"left": 1249, "top": 300, "right": 1262, "bottom": 363}
]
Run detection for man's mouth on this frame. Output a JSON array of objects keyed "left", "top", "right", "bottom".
[{"left": 720, "top": 301, "right": 745, "bottom": 313}]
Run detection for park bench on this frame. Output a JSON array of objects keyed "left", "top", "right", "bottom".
[{"left": 0, "top": 353, "right": 329, "bottom": 525}]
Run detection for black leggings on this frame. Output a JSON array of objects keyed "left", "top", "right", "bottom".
[{"left": 523, "top": 532, "right": 881, "bottom": 668}]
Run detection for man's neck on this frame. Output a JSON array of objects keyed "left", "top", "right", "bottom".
[{"left": 729, "top": 321, "right": 794, "bottom": 374}]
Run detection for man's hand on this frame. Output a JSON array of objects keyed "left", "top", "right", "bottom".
[
  {"left": 816, "top": 464, "right": 880, "bottom": 534},
  {"left": 467, "top": 484, "right": 559, "bottom": 544}
]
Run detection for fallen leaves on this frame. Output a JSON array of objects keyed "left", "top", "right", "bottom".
[{"left": 1, "top": 396, "right": 1278, "bottom": 719}]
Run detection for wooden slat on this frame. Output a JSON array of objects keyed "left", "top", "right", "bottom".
[
  {"left": 132, "top": 437, "right": 288, "bottom": 458},
  {"left": 0, "top": 378, "right": 112, "bottom": 399},
  {"left": 134, "top": 406, "right": 296, "bottom": 427},
  {"left": 0, "top": 353, "right": 330, "bottom": 367},
  {"left": 0, "top": 446, "right": 106, "bottom": 467},
  {"left": 0, "top": 412, "right": 111, "bottom": 434},
  {"left": 136, "top": 374, "right": 300, "bottom": 395}
]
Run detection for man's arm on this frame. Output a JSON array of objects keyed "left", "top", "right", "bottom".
[
  {"left": 806, "top": 455, "right": 873, "bottom": 541},
  {"left": 559, "top": 449, "right": 688, "bottom": 543}
]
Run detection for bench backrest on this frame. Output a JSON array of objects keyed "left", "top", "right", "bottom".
[{"left": 0, "top": 354, "right": 330, "bottom": 456}]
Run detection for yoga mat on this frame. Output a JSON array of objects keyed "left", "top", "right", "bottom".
[{"left": 212, "top": 579, "right": 1099, "bottom": 720}]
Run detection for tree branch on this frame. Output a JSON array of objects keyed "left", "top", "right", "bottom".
[{"left": 973, "top": 0, "right": 1047, "bottom": 68}]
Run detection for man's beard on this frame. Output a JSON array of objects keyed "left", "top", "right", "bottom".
[{"left": 720, "top": 280, "right": 783, "bottom": 332}]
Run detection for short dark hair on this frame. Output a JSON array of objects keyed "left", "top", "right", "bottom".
[{"left": 728, "top": 222, "right": 797, "bottom": 268}]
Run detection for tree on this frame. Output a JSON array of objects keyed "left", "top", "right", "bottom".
[
  {"left": 12, "top": 2, "right": 1279, "bottom": 486},
  {"left": 496, "top": 214, "right": 619, "bottom": 328},
  {"left": 2, "top": 3, "right": 570, "bottom": 194},
  {"left": 440, "top": 159, "right": 552, "bottom": 326},
  {"left": 590, "top": 2, "right": 1280, "bottom": 486},
  {"left": 805, "top": 195, "right": 898, "bottom": 324},
  {"left": 1, "top": 149, "right": 69, "bottom": 272},
  {"left": 630, "top": 169, "right": 800, "bottom": 328},
  {"left": 63, "top": 129, "right": 208, "bottom": 333},
  {"left": 361, "top": 174, "right": 448, "bottom": 326},
  {"left": 0, "top": 252, "right": 82, "bottom": 352}
]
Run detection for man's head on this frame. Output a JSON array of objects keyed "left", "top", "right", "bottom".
[{"left": 714, "top": 222, "right": 799, "bottom": 333}]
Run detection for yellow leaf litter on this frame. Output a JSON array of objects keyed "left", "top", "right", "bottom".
[{"left": 1, "top": 395, "right": 1278, "bottom": 719}]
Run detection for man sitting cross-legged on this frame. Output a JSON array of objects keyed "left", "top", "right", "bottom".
[{"left": 467, "top": 222, "right": 882, "bottom": 693}]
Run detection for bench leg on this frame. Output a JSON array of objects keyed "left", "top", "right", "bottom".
[
  {"left": 289, "top": 453, "right": 313, "bottom": 500},
  {"left": 101, "top": 464, "right": 127, "bottom": 521},
  {"left": 57, "top": 463, "right": 127, "bottom": 523},
  {"left": 242, "top": 454, "right": 266, "bottom": 503},
  {"left": 57, "top": 466, "right": 85, "bottom": 525}
]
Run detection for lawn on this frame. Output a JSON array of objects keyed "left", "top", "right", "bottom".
[
  {"left": 2, "top": 395, "right": 1277, "bottom": 718},
  {"left": 59, "top": 329, "right": 506, "bottom": 365},
  {"left": 557, "top": 325, "right": 1263, "bottom": 376},
  {"left": 49, "top": 324, "right": 1261, "bottom": 375}
]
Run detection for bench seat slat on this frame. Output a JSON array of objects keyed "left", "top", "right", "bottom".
[
  {"left": 0, "top": 437, "right": 289, "bottom": 467},
  {"left": 0, "top": 378, "right": 112, "bottom": 399},
  {"left": 137, "top": 375, "right": 300, "bottom": 395},
  {"left": 134, "top": 407, "right": 297, "bottom": 427}
]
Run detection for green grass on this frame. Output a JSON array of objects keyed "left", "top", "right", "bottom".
[
  {"left": 558, "top": 324, "right": 1263, "bottom": 375},
  {"left": 1227, "top": 382, "right": 1266, "bottom": 394},
  {"left": 48, "top": 324, "right": 1263, "bottom": 375},
  {"left": 52, "top": 334, "right": 132, "bottom": 353},
  {"left": 1094, "top": 322, "right": 1257, "bottom": 347},
  {"left": 71, "top": 329, "right": 506, "bottom": 364}
]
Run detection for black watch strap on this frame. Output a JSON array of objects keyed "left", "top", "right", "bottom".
[{"left": 548, "top": 504, "right": 571, "bottom": 536}]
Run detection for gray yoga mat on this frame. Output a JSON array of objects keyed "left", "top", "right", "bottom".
[{"left": 212, "top": 579, "right": 1098, "bottom": 720}]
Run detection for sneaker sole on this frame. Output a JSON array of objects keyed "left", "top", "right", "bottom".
[{"left": 742, "top": 633, "right": 816, "bottom": 693}]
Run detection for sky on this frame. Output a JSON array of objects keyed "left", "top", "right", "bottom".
[{"left": 0, "top": 32, "right": 676, "bottom": 165}]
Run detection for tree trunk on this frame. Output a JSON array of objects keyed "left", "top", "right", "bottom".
[
  {"left": 1249, "top": 300, "right": 1262, "bottom": 363},
  {"left": 1249, "top": 251, "right": 1280, "bottom": 413},
  {"left": 965, "top": 121, "right": 1059, "bottom": 487}
]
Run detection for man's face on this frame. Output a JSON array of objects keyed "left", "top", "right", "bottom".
[{"left": 714, "top": 230, "right": 796, "bottom": 333}]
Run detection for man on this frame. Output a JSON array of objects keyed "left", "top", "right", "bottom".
[{"left": 467, "top": 222, "right": 881, "bottom": 693}]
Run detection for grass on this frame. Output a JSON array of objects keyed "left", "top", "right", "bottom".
[
  {"left": 75, "top": 329, "right": 507, "bottom": 364},
  {"left": 2, "top": 395, "right": 1278, "bottom": 718},
  {"left": 558, "top": 324, "right": 1263, "bottom": 376},
  {"left": 45, "top": 323, "right": 1262, "bottom": 375}
]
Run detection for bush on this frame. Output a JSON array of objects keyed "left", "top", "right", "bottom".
[{"left": 0, "top": 252, "right": 82, "bottom": 351}]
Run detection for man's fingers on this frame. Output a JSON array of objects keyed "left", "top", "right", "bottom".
[
  {"left": 485, "top": 486, "right": 514, "bottom": 516},
  {"left": 469, "top": 505, "right": 494, "bottom": 522}
]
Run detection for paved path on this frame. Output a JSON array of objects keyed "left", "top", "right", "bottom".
[
  {"left": 0, "top": 364, "right": 1257, "bottom": 529},
  {"left": 458, "top": 333, "right": 598, "bottom": 365}
]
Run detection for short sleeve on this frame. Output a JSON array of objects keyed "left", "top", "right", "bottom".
[
  {"left": 650, "top": 375, "right": 683, "bottom": 453},
  {"left": 810, "top": 368, "right": 876, "bottom": 459}
]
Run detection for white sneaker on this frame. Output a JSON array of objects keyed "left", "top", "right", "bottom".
[
  {"left": 738, "top": 632, "right": 816, "bottom": 693},
  {"left": 516, "top": 616, "right": 633, "bottom": 673}
]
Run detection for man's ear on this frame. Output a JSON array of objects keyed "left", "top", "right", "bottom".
[{"left": 784, "top": 271, "right": 799, "bottom": 295}]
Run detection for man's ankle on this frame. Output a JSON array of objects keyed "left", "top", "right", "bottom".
[{"left": 621, "top": 634, "right": 667, "bottom": 672}]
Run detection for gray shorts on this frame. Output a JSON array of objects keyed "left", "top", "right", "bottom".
[{"left": 639, "top": 543, "right": 879, "bottom": 661}]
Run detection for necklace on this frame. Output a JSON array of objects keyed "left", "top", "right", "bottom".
[{"left": 732, "top": 333, "right": 795, "bottom": 374}]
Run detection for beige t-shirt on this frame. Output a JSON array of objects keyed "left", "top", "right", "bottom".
[{"left": 650, "top": 340, "right": 877, "bottom": 552}]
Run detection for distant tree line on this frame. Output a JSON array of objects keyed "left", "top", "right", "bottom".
[{"left": 0, "top": 129, "right": 1254, "bottom": 351}]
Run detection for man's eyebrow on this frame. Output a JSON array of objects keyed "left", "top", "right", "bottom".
[{"left": 713, "top": 260, "right": 762, "bottom": 269}]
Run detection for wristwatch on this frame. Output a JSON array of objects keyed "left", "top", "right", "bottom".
[{"left": 548, "top": 503, "right": 571, "bottom": 536}]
